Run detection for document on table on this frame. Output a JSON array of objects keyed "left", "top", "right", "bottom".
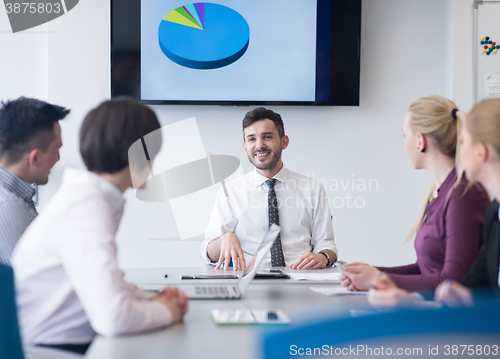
[
  {"left": 311, "top": 286, "right": 367, "bottom": 296},
  {"left": 288, "top": 272, "right": 342, "bottom": 281}
]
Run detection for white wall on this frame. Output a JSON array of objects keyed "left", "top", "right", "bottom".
[
  {"left": 0, "top": 0, "right": 475, "bottom": 268},
  {"left": 0, "top": 11, "right": 48, "bottom": 100},
  {"left": 450, "top": 0, "right": 475, "bottom": 110}
]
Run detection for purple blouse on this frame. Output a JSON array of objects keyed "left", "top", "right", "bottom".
[{"left": 377, "top": 169, "right": 490, "bottom": 291}]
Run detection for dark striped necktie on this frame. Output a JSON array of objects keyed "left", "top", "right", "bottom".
[{"left": 266, "top": 179, "right": 285, "bottom": 267}]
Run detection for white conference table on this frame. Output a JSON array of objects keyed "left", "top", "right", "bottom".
[
  {"left": 124, "top": 265, "right": 348, "bottom": 287},
  {"left": 83, "top": 266, "right": 370, "bottom": 359}
]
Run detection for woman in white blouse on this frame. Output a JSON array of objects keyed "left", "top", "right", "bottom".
[{"left": 12, "top": 98, "right": 188, "bottom": 355}]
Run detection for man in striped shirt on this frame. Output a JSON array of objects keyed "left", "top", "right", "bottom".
[{"left": 0, "top": 97, "right": 69, "bottom": 264}]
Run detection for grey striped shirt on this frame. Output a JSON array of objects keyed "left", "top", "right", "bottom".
[{"left": 0, "top": 168, "right": 37, "bottom": 265}]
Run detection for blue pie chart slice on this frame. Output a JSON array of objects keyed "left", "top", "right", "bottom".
[{"left": 158, "top": 3, "right": 250, "bottom": 70}]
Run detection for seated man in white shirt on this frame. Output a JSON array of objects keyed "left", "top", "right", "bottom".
[
  {"left": 202, "top": 107, "right": 337, "bottom": 270},
  {"left": 12, "top": 98, "right": 188, "bottom": 355}
]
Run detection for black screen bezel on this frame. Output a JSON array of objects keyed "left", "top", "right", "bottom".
[{"left": 111, "top": 0, "right": 361, "bottom": 106}]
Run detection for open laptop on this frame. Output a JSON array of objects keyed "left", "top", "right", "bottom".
[{"left": 182, "top": 224, "right": 280, "bottom": 300}]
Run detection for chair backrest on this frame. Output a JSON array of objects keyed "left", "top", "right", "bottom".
[
  {"left": 0, "top": 264, "right": 24, "bottom": 359},
  {"left": 259, "top": 303, "right": 500, "bottom": 359}
]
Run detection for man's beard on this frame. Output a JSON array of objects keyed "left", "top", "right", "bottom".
[{"left": 248, "top": 147, "right": 282, "bottom": 171}]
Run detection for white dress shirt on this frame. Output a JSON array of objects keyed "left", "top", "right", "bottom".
[
  {"left": 12, "top": 168, "right": 173, "bottom": 346},
  {"left": 202, "top": 166, "right": 337, "bottom": 266}
]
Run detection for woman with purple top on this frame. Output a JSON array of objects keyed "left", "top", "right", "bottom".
[
  {"left": 340, "top": 95, "right": 490, "bottom": 292},
  {"left": 368, "top": 98, "right": 500, "bottom": 308}
]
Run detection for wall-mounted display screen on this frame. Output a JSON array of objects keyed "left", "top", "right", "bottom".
[{"left": 111, "top": 0, "right": 361, "bottom": 106}]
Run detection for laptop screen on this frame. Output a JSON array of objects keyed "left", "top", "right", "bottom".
[{"left": 237, "top": 224, "right": 280, "bottom": 294}]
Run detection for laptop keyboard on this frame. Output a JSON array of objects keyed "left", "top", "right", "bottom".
[{"left": 195, "top": 286, "right": 230, "bottom": 295}]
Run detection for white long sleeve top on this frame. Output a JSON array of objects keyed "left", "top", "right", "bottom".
[
  {"left": 202, "top": 166, "right": 337, "bottom": 266},
  {"left": 12, "top": 168, "right": 173, "bottom": 345}
]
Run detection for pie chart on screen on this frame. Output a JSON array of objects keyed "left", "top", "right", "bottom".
[{"left": 158, "top": 3, "right": 250, "bottom": 69}]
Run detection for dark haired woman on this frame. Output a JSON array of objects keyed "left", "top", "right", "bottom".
[{"left": 12, "top": 98, "right": 188, "bottom": 354}]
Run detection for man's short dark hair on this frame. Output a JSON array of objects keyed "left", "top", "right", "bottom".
[
  {"left": 0, "top": 97, "right": 70, "bottom": 164},
  {"left": 79, "top": 97, "right": 161, "bottom": 174},
  {"left": 242, "top": 107, "right": 285, "bottom": 139}
]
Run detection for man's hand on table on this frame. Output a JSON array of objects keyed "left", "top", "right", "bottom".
[
  {"left": 289, "top": 252, "right": 328, "bottom": 269},
  {"left": 215, "top": 233, "right": 247, "bottom": 271}
]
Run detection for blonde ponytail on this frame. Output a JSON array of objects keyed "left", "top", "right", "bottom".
[{"left": 406, "top": 95, "right": 466, "bottom": 241}]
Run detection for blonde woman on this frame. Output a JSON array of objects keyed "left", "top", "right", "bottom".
[
  {"left": 369, "top": 98, "right": 500, "bottom": 307},
  {"left": 341, "top": 95, "right": 490, "bottom": 292}
]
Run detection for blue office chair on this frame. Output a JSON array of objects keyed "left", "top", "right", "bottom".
[
  {"left": 0, "top": 264, "right": 24, "bottom": 359},
  {"left": 0, "top": 264, "right": 82, "bottom": 359},
  {"left": 259, "top": 303, "right": 500, "bottom": 359}
]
